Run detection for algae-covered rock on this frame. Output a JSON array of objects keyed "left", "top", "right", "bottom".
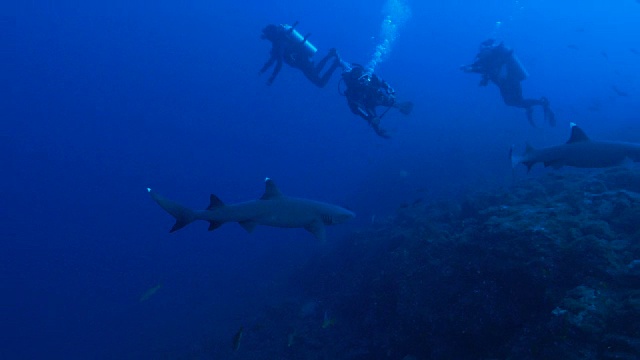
[{"left": 244, "top": 166, "right": 640, "bottom": 360}]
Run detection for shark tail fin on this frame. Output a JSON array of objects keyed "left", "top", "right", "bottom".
[
  {"left": 510, "top": 144, "right": 521, "bottom": 168},
  {"left": 147, "top": 188, "right": 197, "bottom": 232},
  {"left": 510, "top": 144, "right": 535, "bottom": 172}
]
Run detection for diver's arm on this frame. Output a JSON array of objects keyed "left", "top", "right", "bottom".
[
  {"left": 267, "top": 58, "right": 283, "bottom": 84},
  {"left": 260, "top": 55, "right": 276, "bottom": 74},
  {"left": 362, "top": 105, "right": 378, "bottom": 121},
  {"left": 347, "top": 99, "right": 362, "bottom": 116},
  {"left": 479, "top": 74, "right": 490, "bottom": 86},
  {"left": 347, "top": 99, "right": 375, "bottom": 121},
  {"left": 461, "top": 60, "right": 485, "bottom": 74}
]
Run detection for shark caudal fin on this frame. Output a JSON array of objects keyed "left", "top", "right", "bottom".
[
  {"left": 510, "top": 143, "right": 535, "bottom": 171},
  {"left": 509, "top": 144, "right": 521, "bottom": 168},
  {"left": 148, "top": 188, "right": 197, "bottom": 232}
]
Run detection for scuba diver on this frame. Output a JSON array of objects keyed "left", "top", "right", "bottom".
[
  {"left": 340, "top": 63, "right": 414, "bottom": 138},
  {"left": 260, "top": 22, "right": 342, "bottom": 87},
  {"left": 461, "top": 39, "right": 556, "bottom": 127}
]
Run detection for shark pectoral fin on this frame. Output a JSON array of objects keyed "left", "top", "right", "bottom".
[
  {"left": 238, "top": 220, "right": 257, "bottom": 233},
  {"left": 524, "top": 162, "right": 535, "bottom": 173},
  {"left": 208, "top": 221, "right": 223, "bottom": 231},
  {"left": 171, "top": 221, "right": 190, "bottom": 233},
  {"left": 304, "top": 219, "right": 326, "bottom": 241}
]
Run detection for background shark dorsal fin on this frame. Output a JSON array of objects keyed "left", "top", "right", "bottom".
[
  {"left": 567, "top": 123, "right": 590, "bottom": 144},
  {"left": 207, "top": 194, "right": 225, "bottom": 210},
  {"left": 524, "top": 142, "right": 535, "bottom": 154},
  {"left": 261, "top": 177, "right": 283, "bottom": 200}
]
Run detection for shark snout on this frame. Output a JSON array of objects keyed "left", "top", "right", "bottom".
[{"left": 332, "top": 208, "right": 356, "bottom": 224}]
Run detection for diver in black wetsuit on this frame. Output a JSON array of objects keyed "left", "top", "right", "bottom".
[
  {"left": 340, "top": 63, "right": 413, "bottom": 138},
  {"left": 260, "top": 23, "right": 342, "bottom": 87},
  {"left": 461, "top": 39, "right": 556, "bottom": 127}
]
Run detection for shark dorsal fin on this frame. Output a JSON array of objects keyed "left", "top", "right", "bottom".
[
  {"left": 524, "top": 142, "right": 535, "bottom": 154},
  {"left": 261, "top": 177, "right": 283, "bottom": 200},
  {"left": 207, "top": 194, "right": 225, "bottom": 210},
  {"left": 567, "top": 123, "right": 590, "bottom": 144}
]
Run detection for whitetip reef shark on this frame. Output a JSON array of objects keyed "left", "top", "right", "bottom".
[
  {"left": 511, "top": 123, "right": 640, "bottom": 171},
  {"left": 148, "top": 178, "right": 355, "bottom": 241}
]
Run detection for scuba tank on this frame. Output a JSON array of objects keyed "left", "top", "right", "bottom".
[
  {"left": 281, "top": 22, "right": 317, "bottom": 58},
  {"left": 506, "top": 54, "right": 529, "bottom": 82}
]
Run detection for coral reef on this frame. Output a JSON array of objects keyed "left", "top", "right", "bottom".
[{"left": 238, "top": 166, "right": 640, "bottom": 359}]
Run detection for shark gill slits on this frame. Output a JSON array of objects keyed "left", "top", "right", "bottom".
[{"left": 322, "top": 215, "right": 333, "bottom": 225}]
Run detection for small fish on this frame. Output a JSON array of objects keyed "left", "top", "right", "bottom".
[
  {"left": 601, "top": 51, "right": 608, "bottom": 60},
  {"left": 139, "top": 283, "right": 162, "bottom": 302},
  {"left": 399, "top": 198, "right": 423, "bottom": 209},
  {"left": 322, "top": 310, "right": 335, "bottom": 329},
  {"left": 631, "top": 48, "right": 639, "bottom": 55},
  {"left": 587, "top": 104, "right": 600, "bottom": 112},
  {"left": 566, "top": 44, "right": 579, "bottom": 50},
  {"left": 232, "top": 326, "right": 244, "bottom": 351},
  {"left": 612, "top": 85, "right": 629, "bottom": 97},
  {"left": 287, "top": 330, "right": 296, "bottom": 347}
]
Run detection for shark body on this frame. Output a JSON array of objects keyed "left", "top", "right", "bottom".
[
  {"left": 148, "top": 178, "right": 354, "bottom": 240},
  {"left": 512, "top": 123, "right": 640, "bottom": 171}
]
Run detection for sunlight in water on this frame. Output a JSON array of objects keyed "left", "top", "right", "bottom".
[{"left": 366, "top": 0, "right": 411, "bottom": 74}]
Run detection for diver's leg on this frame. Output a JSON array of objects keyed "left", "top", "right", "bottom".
[
  {"left": 500, "top": 82, "right": 540, "bottom": 126},
  {"left": 520, "top": 98, "right": 544, "bottom": 108},
  {"left": 371, "top": 120, "right": 391, "bottom": 139},
  {"left": 267, "top": 59, "right": 283, "bottom": 85},
  {"left": 360, "top": 107, "right": 389, "bottom": 138},
  {"left": 525, "top": 107, "right": 536, "bottom": 127},
  {"left": 521, "top": 97, "right": 558, "bottom": 126},
  {"left": 315, "top": 58, "right": 342, "bottom": 88},
  {"left": 540, "top": 97, "right": 556, "bottom": 126},
  {"left": 499, "top": 82, "right": 528, "bottom": 108},
  {"left": 315, "top": 50, "right": 334, "bottom": 72},
  {"left": 296, "top": 59, "right": 324, "bottom": 87}
]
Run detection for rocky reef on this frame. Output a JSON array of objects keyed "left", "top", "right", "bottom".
[{"left": 237, "top": 166, "right": 640, "bottom": 359}]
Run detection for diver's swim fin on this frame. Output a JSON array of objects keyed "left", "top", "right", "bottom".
[{"left": 540, "top": 97, "right": 556, "bottom": 127}]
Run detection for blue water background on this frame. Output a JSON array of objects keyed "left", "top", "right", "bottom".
[{"left": 3, "top": 0, "right": 640, "bottom": 358}]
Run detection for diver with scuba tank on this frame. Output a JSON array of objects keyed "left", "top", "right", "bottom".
[
  {"left": 259, "top": 21, "right": 414, "bottom": 139},
  {"left": 461, "top": 39, "right": 555, "bottom": 127},
  {"left": 259, "top": 22, "right": 342, "bottom": 87},
  {"left": 340, "top": 63, "right": 413, "bottom": 139}
]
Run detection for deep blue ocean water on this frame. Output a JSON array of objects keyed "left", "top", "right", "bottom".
[{"left": 3, "top": 0, "right": 640, "bottom": 358}]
